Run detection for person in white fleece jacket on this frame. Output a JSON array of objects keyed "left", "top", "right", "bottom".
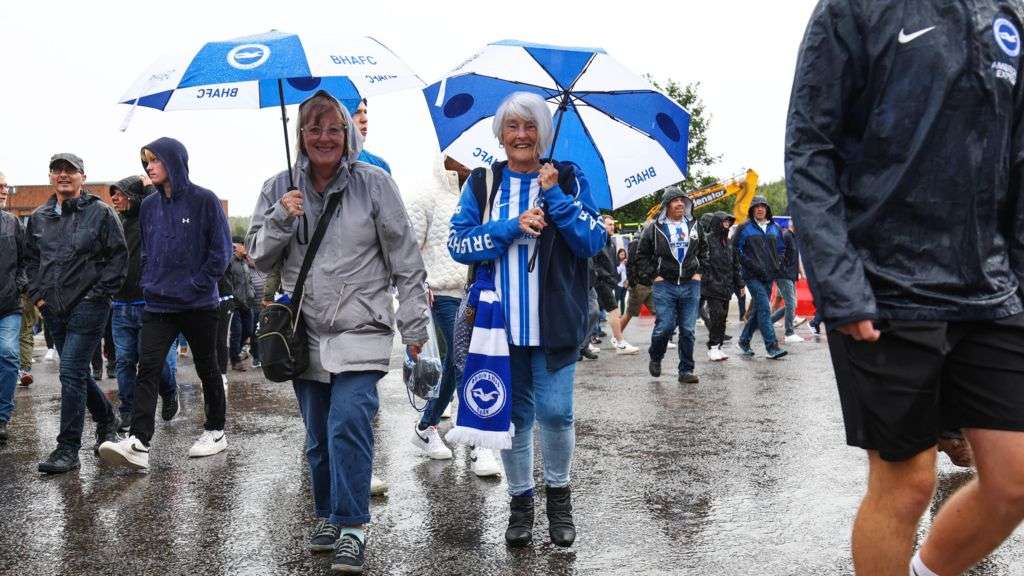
[{"left": 405, "top": 156, "right": 500, "bottom": 477}]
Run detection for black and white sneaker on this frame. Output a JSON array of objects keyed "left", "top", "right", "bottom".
[
  {"left": 98, "top": 435, "right": 150, "bottom": 470},
  {"left": 331, "top": 534, "right": 365, "bottom": 573},
  {"left": 308, "top": 519, "right": 340, "bottom": 552}
]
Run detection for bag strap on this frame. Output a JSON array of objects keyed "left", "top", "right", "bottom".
[
  {"left": 292, "top": 190, "right": 343, "bottom": 304},
  {"left": 466, "top": 165, "right": 503, "bottom": 287}
]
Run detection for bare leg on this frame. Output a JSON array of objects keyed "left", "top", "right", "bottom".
[
  {"left": 609, "top": 309, "right": 625, "bottom": 341},
  {"left": 920, "top": 429, "right": 1024, "bottom": 574},
  {"left": 852, "top": 449, "right": 936, "bottom": 576}
]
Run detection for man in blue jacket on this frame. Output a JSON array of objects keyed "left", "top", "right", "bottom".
[
  {"left": 99, "top": 138, "right": 232, "bottom": 471},
  {"left": 787, "top": 1, "right": 1024, "bottom": 574},
  {"left": 733, "top": 196, "right": 787, "bottom": 359}
]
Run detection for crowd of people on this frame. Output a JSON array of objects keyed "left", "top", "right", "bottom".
[{"left": 6, "top": 2, "right": 1024, "bottom": 570}]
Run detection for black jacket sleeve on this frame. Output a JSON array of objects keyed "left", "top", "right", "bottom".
[
  {"left": 784, "top": 0, "right": 876, "bottom": 327},
  {"left": 24, "top": 216, "right": 41, "bottom": 304},
  {"left": 88, "top": 205, "right": 129, "bottom": 300},
  {"left": 634, "top": 225, "right": 656, "bottom": 286},
  {"left": 15, "top": 218, "right": 27, "bottom": 294},
  {"left": 1010, "top": 31, "right": 1024, "bottom": 297}
]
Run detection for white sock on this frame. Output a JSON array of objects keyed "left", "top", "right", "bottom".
[{"left": 910, "top": 551, "right": 939, "bottom": 576}]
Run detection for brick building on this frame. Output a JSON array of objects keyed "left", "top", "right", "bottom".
[{"left": 6, "top": 183, "right": 228, "bottom": 220}]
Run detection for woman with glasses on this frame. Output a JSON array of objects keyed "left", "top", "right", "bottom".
[
  {"left": 448, "top": 92, "right": 606, "bottom": 548},
  {"left": 247, "top": 90, "right": 428, "bottom": 573}
]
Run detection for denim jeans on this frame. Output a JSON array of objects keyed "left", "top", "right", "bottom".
[
  {"left": 294, "top": 371, "right": 383, "bottom": 525},
  {"left": 502, "top": 346, "right": 576, "bottom": 496},
  {"left": 419, "top": 295, "right": 461, "bottom": 428},
  {"left": 0, "top": 312, "right": 22, "bottom": 423},
  {"left": 740, "top": 279, "right": 779, "bottom": 350},
  {"left": 229, "top": 306, "right": 254, "bottom": 364},
  {"left": 41, "top": 299, "right": 117, "bottom": 450},
  {"left": 649, "top": 280, "right": 701, "bottom": 374},
  {"left": 111, "top": 303, "right": 178, "bottom": 420},
  {"left": 770, "top": 279, "right": 797, "bottom": 336}
]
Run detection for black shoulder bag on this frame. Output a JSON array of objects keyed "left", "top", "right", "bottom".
[{"left": 257, "top": 190, "right": 343, "bottom": 382}]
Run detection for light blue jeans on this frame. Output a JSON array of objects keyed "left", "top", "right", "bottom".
[
  {"left": 0, "top": 313, "right": 22, "bottom": 423},
  {"left": 502, "top": 345, "right": 576, "bottom": 496},
  {"left": 770, "top": 279, "right": 797, "bottom": 336}
]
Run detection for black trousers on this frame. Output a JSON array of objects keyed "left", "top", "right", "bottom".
[
  {"left": 706, "top": 297, "right": 730, "bottom": 348},
  {"left": 131, "top": 308, "right": 225, "bottom": 444},
  {"left": 216, "top": 300, "right": 234, "bottom": 374}
]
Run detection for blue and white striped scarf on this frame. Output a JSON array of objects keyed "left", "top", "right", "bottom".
[{"left": 446, "top": 266, "right": 514, "bottom": 450}]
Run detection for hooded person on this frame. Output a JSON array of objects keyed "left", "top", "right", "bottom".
[
  {"left": 701, "top": 211, "right": 742, "bottom": 360},
  {"left": 108, "top": 176, "right": 181, "bottom": 430},
  {"left": 99, "top": 137, "right": 233, "bottom": 471},
  {"left": 245, "top": 90, "right": 429, "bottom": 572},
  {"left": 732, "top": 195, "right": 787, "bottom": 358},
  {"left": 634, "top": 185, "right": 708, "bottom": 383}
]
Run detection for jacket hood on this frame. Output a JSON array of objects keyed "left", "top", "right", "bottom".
[
  {"left": 747, "top": 195, "right": 774, "bottom": 221},
  {"left": 293, "top": 90, "right": 364, "bottom": 180},
  {"left": 658, "top": 185, "right": 693, "bottom": 222},
  {"left": 142, "top": 137, "right": 191, "bottom": 193},
  {"left": 111, "top": 175, "right": 145, "bottom": 217},
  {"left": 710, "top": 211, "right": 735, "bottom": 237}
]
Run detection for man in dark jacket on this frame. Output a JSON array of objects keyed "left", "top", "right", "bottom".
[
  {"left": 620, "top": 221, "right": 653, "bottom": 332},
  {"left": 108, "top": 175, "right": 179, "bottom": 431},
  {"left": 590, "top": 215, "right": 638, "bottom": 354},
  {"left": 26, "top": 153, "right": 126, "bottom": 473},
  {"left": 227, "top": 237, "right": 256, "bottom": 371},
  {"left": 786, "top": 2, "right": 1024, "bottom": 574},
  {"left": 733, "top": 196, "right": 787, "bottom": 359},
  {"left": 0, "top": 173, "right": 27, "bottom": 441},
  {"left": 99, "top": 138, "right": 232, "bottom": 471},
  {"left": 701, "top": 212, "right": 741, "bottom": 361},
  {"left": 635, "top": 186, "right": 707, "bottom": 383}
]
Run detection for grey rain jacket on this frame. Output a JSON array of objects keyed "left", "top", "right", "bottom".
[
  {"left": 247, "top": 93, "right": 429, "bottom": 379},
  {"left": 25, "top": 191, "right": 127, "bottom": 316},
  {"left": 0, "top": 210, "right": 28, "bottom": 317},
  {"left": 786, "top": 0, "right": 1024, "bottom": 326}
]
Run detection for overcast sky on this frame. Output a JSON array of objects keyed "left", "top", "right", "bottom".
[{"left": 1, "top": 0, "right": 819, "bottom": 216}]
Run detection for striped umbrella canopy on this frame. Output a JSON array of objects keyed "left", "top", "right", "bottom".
[{"left": 423, "top": 40, "right": 690, "bottom": 209}]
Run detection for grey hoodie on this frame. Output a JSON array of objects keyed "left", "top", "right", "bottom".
[{"left": 247, "top": 93, "right": 429, "bottom": 380}]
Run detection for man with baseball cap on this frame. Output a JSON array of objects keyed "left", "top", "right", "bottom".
[{"left": 25, "top": 153, "right": 127, "bottom": 473}]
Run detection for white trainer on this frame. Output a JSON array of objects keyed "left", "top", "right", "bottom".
[
  {"left": 98, "top": 435, "right": 150, "bottom": 470},
  {"left": 188, "top": 430, "right": 227, "bottom": 458},
  {"left": 470, "top": 447, "right": 501, "bottom": 477},
  {"left": 615, "top": 340, "right": 640, "bottom": 355},
  {"left": 667, "top": 341, "right": 677, "bottom": 349},
  {"left": 370, "top": 474, "right": 388, "bottom": 496},
  {"left": 707, "top": 346, "right": 729, "bottom": 362},
  {"left": 784, "top": 334, "right": 804, "bottom": 344},
  {"left": 44, "top": 348, "right": 57, "bottom": 362},
  {"left": 410, "top": 424, "right": 453, "bottom": 460},
  {"left": 587, "top": 343, "right": 601, "bottom": 355}
]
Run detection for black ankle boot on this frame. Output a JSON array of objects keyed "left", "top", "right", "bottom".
[
  {"left": 546, "top": 485, "right": 576, "bottom": 547},
  {"left": 505, "top": 494, "right": 534, "bottom": 547}
]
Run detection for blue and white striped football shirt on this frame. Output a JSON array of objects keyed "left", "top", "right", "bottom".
[{"left": 491, "top": 169, "right": 542, "bottom": 347}]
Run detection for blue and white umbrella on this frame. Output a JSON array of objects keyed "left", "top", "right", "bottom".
[
  {"left": 423, "top": 40, "right": 690, "bottom": 209},
  {"left": 120, "top": 30, "right": 423, "bottom": 181}
]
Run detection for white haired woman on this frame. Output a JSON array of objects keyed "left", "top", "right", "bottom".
[
  {"left": 247, "top": 90, "right": 429, "bottom": 572},
  {"left": 448, "top": 91, "right": 606, "bottom": 548}
]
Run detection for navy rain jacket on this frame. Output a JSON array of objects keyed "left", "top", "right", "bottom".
[
  {"left": 733, "top": 199, "right": 785, "bottom": 284},
  {"left": 139, "top": 137, "right": 232, "bottom": 313},
  {"left": 785, "top": 0, "right": 1024, "bottom": 326}
]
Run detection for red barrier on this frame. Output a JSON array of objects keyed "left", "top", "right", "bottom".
[{"left": 795, "top": 277, "right": 816, "bottom": 317}]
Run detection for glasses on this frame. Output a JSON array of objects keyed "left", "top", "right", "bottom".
[
  {"left": 301, "top": 125, "right": 347, "bottom": 139},
  {"left": 49, "top": 166, "right": 81, "bottom": 176}
]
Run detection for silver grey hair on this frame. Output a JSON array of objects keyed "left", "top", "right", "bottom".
[
  {"left": 0, "top": 171, "right": 5, "bottom": 180},
  {"left": 492, "top": 92, "right": 554, "bottom": 158}
]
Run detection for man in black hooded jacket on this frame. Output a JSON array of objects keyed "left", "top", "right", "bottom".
[
  {"left": 701, "top": 212, "right": 741, "bottom": 361},
  {"left": 787, "top": 1, "right": 1024, "bottom": 574}
]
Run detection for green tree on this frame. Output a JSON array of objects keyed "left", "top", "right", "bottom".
[
  {"left": 229, "top": 216, "right": 250, "bottom": 238},
  {"left": 612, "top": 79, "right": 720, "bottom": 229}
]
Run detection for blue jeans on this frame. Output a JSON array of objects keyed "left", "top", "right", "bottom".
[
  {"left": 740, "top": 279, "right": 779, "bottom": 350},
  {"left": 419, "top": 295, "right": 460, "bottom": 428},
  {"left": 649, "top": 280, "right": 701, "bottom": 374},
  {"left": 0, "top": 313, "right": 22, "bottom": 423},
  {"left": 502, "top": 346, "right": 576, "bottom": 496},
  {"left": 294, "top": 371, "right": 383, "bottom": 526},
  {"left": 41, "top": 299, "right": 117, "bottom": 449},
  {"left": 770, "top": 279, "right": 797, "bottom": 336},
  {"left": 111, "top": 303, "right": 178, "bottom": 420}
]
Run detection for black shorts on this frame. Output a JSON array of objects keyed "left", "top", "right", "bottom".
[
  {"left": 595, "top": 284, "right": 618, "bottom": 313},
  {"left": 827, "top": 314, "right": 1024, "bottom": 462}
]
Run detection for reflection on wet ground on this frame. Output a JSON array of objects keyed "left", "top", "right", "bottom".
[{"left": 0, "top": 319, "right": 1021, "bottom": 575}]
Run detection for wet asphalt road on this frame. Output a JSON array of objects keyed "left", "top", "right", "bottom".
[{"left": 1, "top": 317, "right": 1023, "bottom": 576}]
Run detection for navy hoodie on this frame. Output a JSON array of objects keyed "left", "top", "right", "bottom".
[{"left": 139, "top": 137, "right": 231, "bottom": 312}]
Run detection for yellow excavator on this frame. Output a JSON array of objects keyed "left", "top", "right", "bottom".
[{"left": 642, "top": 169, "right": 759, "bottom": 224}]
